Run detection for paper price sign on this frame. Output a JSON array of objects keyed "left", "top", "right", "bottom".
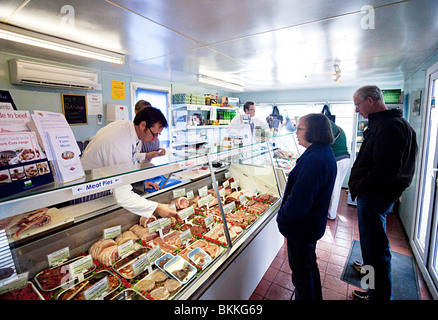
[
  {"left": 222, "top": 180, "right": 229, "bottom": 188},
  {"left": 47, "top": 247, "right": 70, "bottom": 267},
  {"left": 219, "top": 188, "right": 225, "bottom": 198},
  {"left": 197, "top": 194, "right": 212, "bottom": 207},
  {"left": 83, "top": 276, "right": 110, "bottom": 300},
  {"left": 173, "top": 188, "right": 186, "bottom": 198},
  {"left": 147, "top": 219, "right": 161, "bottom": 233},
  {"left": 239, "top": 194, "right": 248, "bottom": 205},
  {"left": 118, "top": 240, "right": 134, "bottom": 258},
  {"left": 179, "top": 229, "right": 192, "bottom": 245},
  {"left": 0, "top": 272, "right": 28, "bottom": 295},
  {"left": 223, "top": 201, "right": 236, "bottom": 214},
  {"left": 159, "top": 218, "right": 171, "bottom": 229},
  {"left": 225, "top": 172, "right": 231, "bottom": 179},
  {"left": 230, "top": 180, "right": 239, "bottom": 190},
  {"left": 147, "top": 244, "right": 162, "bottom": 262},
  {"left": 132, "top": 254, "right": 150, "bottom": 277},
  {"left": 205, "top": 214, "right": 215, "bottom": 229},
  {"left": 103, "top": 225, "right": 121, "bottom": 239},
  {"left": 198, "top": 186, "right": 208, "bottom": 197},
  {"left": 179, "top": 205, "right": 195, "bottom": 221},
  {"left": 186, "top": 190, "right": 194, "bottom": 199},
  {"left": 69, "top": 255, "right": 93, "bottom": 280}
]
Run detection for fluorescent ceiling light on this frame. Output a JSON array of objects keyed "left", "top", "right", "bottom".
[
  {"left": 198, "top": 74, "right": 244, "bottom": 92},
  {"left": 0, "top": 23, "right": 124, "bottom": 65}
]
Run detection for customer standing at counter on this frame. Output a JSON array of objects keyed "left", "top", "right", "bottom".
[
  {"left": 229, "top": 101, "right": 268, "bottom": 134},
  {"left": 277, "top": 113, "right": 337, "bottom": 300},
  {"left": 349, "top": 85, "right": 417, "bottom": 300},
  {"left": 327, "top": 120, "right": 350, "bottom": 220},
  {"left": 134, "top": 100, "right": 166, "bottom": 160},
  {"left": 81, "top": 107, "right": 181, "bottom": 221}
]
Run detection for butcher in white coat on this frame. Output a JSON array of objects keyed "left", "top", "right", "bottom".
[{"left": 81, "top": 107, "right": 181, "bottom": 222}]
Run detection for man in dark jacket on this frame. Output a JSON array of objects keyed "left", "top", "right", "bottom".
[{"left": 349, "top": 85, "right": 418, "bottom": 300}]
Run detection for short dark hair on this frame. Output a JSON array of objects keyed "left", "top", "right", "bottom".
[
  {"left": 243, "top": 101, "right": 255, "bottom": 112},
  {"left": 301, "top": 113, "right": 334, "bottom": 145},
  {"left": 133, "top": 106, "right": 168, "bottom": 128},
  {"left": 135, "top": 100, "right": 152, "bottom": 113}
]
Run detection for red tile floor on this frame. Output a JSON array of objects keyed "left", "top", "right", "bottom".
[{"left": 250, "top": 189, "right": 433, "bottom": 300}]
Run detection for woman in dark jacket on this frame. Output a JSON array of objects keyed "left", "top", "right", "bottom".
[{"left": 277, "top": 113, "right": 337, "bottom": 300}]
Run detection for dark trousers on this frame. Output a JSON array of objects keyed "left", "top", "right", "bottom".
[
  {"left": 357, "top": 194, "right": 394, "bottom": 300},
  {"left": 287, "top": 238, "right": 322, "bottom": 300}
]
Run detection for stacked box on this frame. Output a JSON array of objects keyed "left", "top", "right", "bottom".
[{"left": 172, "top": 93, "right": 192, "bottom": 104}]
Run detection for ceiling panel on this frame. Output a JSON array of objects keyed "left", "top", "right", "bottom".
[{"left": 0, "top": 0, "right": 437, "bottom": 93}]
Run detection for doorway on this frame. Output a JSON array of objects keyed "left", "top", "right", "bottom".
[{"left": 413, "top": 61, "right": 438, "bottom": 298}]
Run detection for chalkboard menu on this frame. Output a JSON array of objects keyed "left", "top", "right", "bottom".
[{"left": 61, "top": 93, "right": 87, "bottom": 125}]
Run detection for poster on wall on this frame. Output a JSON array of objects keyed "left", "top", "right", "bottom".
[
  {"left": 411, "top": 90, "right": 422, "bottom": 117},
  {"left": 61, "top": 94, "right": 88, "bottom": 125},
  {"left": 111, "top": 80, "right": 125, "bottom": 100},
  {"left": 0, "top": 90, "right": 17, "bottom": 110},
  {"left": 0, "top": 110, "right": 54, "bottom": 199}
]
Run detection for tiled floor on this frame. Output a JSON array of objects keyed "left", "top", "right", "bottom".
[{"left": 250, "top": 189, "right": 433, "bottom": 300}]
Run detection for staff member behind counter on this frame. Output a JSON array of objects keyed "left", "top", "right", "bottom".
[
  {"left": 81, "top": 107, "right": 181, "bottom": 222},
  {"left": 229, "top": 101, "right": 268, "bottom": 134}
]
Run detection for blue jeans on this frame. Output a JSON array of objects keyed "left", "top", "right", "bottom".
[
  {"left": 357, "top": 194, "right": 394, "bottom": 300},
  {"left": 287, "top": 239, "right": 322, "bottom": 300}
]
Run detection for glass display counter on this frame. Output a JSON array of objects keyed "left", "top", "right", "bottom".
[{"left": 0, "top": 139, "right": 285, "bottom": 300}]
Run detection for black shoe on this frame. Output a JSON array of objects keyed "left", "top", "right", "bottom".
[
  {"left": 353, "top": 260, "right": 362, "bottom": 272},
  {"left": 352, "top": 290, "right": 369, "bottom": 300}
]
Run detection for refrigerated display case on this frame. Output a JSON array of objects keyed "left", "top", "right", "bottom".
[{"left": 0, "top": 139, "right": 284, "bottom": 300}]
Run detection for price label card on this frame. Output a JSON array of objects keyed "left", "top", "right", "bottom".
[
  {"left": 159, "top": 218, "right": 171, "bottom": 229},
  {"left": 205, "top": 214, "right": 215, "bottom": 229},
  {"left": 118, "top": 240, "right": 134, "bottom": 258},
  {"left": 179, "top": 229, "right": 192, "bottom": 245},
  {"left": 225, "top": 172, "right": 231, "bottom": 179},
  {"left": 179, "top": 206, "right": 195, "bottom": 221},
  {"left": 103, "top": 225, "right": 121, "bottom": 239},
  {"left": 253, "top": 186, "right": 259, "bottom": 196},
  {"left": 198, "top": 186, "right": 208, "bottom": 197},
  {"left": 170, "top": 203, "right": 177, "bottom": 211},
  {"left": 69, "top": 255, "right": 93, "bottom": 280},
  {"left": 83, "top": 276, "right": 110, "bottom": 300},
  {"left": 132, "top": 254, "right": 150, "bottom": 277},
  {"left": 222, "top": 180, "right": 229, "bottom": 188},
  {"left": 219, "top": 188, "right": 225, "bottom": 198},
  {"left": 239, "top": 194, "right": 248, "bottom": 205},
  {"left": 186, "top": 190, "right": 194, "bottom": 200},
  {"left": 0, "top": 272, "right": 28, "bottom": 295},
  {"left": 173, "top": 188, "right": 186, "bottom": 198},
  {"left": 186, "top": 104, "right": 198, "bottom": 111},
  {"left": 197, "top": 194, "right": 212, "bottom": 207},
  {"left": 147, "top": 219, "right": 161, "bottom": 233},
  {"left": 47, "top": 247, "right": 70, "bottom": 267},
  {"left": 223, "top": 201, "right": 236, "bottom": 214},
  {"left": 147, "top": 245, "right": 162, "bottom": 263},
  {"left": 230, "top": 180, "right": 239, "bottom": 190}
]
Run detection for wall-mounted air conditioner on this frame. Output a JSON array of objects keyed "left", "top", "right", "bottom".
[{"left": 8, "top": 59, "right": 99, "bottom": 90}]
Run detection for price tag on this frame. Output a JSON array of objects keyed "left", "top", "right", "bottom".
[
  {"left": 83, "top": 276, "right": 110, "bottom": 300},
  {"left": 223, "top": 201, "right": 236, "bottom": 214},
  {"left": 225, "top": 172, "right": 231, "bottom": 179},
  {"left": 186, "top": 104, "right": 198, "bottom": 111},
  {"left": 179, "top": 206, "right": 195, "bottom": 222},
  {"left": 222, "top": 180, "right": 229, "bottom": 188},
  {"left": 197, "top": 194, "right": 212, "bottom": 208},
  {"left": 253, "top": 186, "right": 259, "bottom": 196},
  {"left": 69, "top": 255, "right": 93, "bottom": 281},
  {"left": 239, "top": 194, "right": 248, "bottom": 205},
  {"left": 186, "top": 190, "right": 194, "bottom": 200},
  {"left": 132, "top": 254, "right": 150, "bottom": 277},
  {"left": 219, "top": 188, "right": 225, "bottom": 199},
  {"left": 146, "top": 245, "right": 162, "bottom": 273},
  {"left": 198, "top": 186, "right": 208, "bottom": 197},
  {"left": 118, "top": 239, "right": 134, "bottom": 258},
  {"left": 205, "top": 214, "right": 215, "bottom": 230},
  {"left": 47, "top": 247, "right": 70, "bottom": 267},
  {"left": 170, "top": 203, "right": 177, "bottom": 211},
  {"left": 179, "top": 229, "right": 192, "bottom": 246},
  {"left": 173, "top": 188, "right": 186, "bottom": 198},
  {"left": 230, "top": 180, "right": 239, "bottom": 190},
  {"left": 147, "top": 219, "right": 161, "bottom": 233},
  {"left": 0, "top": 272, "right": 28, "bottom": 295},
  {"left": 103, "top": 225, "right": 121, "bottom": 239}
]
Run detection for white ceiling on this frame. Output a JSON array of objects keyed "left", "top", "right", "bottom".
[{"left": 0, "top": 0, "right": 437, "bottom": 92}]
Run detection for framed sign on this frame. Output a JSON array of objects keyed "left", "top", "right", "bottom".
[{"left": 61, "top": 94, "right": 88, "bottom": 125}]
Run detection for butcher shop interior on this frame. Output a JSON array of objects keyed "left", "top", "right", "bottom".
[{"left": 0, "top": 0, "right": 438, "bottom": 306}]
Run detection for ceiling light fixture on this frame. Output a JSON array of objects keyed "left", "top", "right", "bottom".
[
  {"left": 332, "top": 64, "right": 341, "bottom": 84},
  {"left": 197, "top": 74, "right": 244, "bottom": 92},
  {"left": 0, "top": 23, "right": 125, "bottom": 65}
]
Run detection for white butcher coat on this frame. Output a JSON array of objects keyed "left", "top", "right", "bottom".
[{"left": 81, "top": 120, "right": 158, "bottom": 217}]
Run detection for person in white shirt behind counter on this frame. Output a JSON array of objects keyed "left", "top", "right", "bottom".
[
  {"left": 81, "top": 107, "right": 182, "bottom": 222},
  {"left": 229, "top": 101, "right": 268, "bottom": 136}
]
